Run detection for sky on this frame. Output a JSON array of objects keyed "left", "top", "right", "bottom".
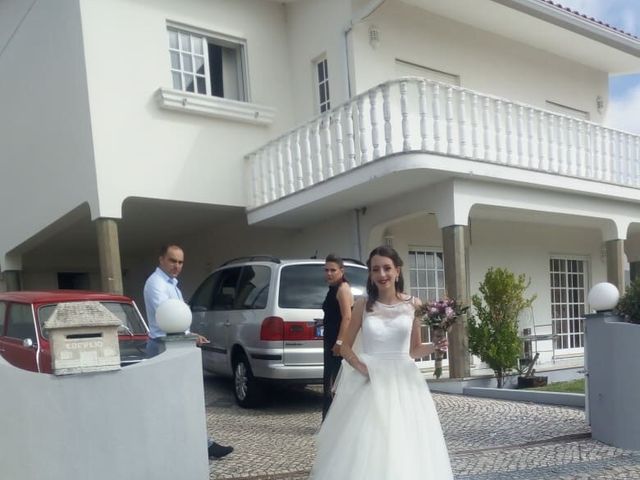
[{"left": 558, "top": 0, "right": 640, "bottom": 133}]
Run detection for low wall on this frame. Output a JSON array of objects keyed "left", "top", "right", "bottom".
[
  {"left": 0, "top": 340, "right": 209, "bottom": 480},
  {"left": 428, "top": 366, "right": 583, "bottom": 394},
  {"left": 586, "top": 313, "right": 640, "bottom": 450},
  {"left": 462, "top": 387, "right": 585, "bottom": 407}
]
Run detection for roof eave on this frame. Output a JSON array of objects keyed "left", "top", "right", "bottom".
[{"left": 492, "top": 0, "right": 640, "bottom": 59}]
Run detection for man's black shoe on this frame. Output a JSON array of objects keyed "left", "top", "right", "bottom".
[{"left": 208, "top": 442, "right": 234, "bottom": 459}]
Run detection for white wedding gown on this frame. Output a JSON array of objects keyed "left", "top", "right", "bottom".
[{"left": 310, "top": 299, "right": 454, "bottom": 480}]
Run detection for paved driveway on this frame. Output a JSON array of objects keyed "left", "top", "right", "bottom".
[{"left": 204, "top": 375, "right": 640, "bottom": 479}]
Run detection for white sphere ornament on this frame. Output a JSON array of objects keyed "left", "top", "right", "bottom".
[
  {"left": 156, "top": 299, "right": 192, "bottom": 334},
  {"left": 587, "top": 282, "right": 620, "bottom": 312}
]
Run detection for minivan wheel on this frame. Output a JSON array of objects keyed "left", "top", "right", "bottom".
[{"left": 233, "top": 354, "right": 264, "bottom": 408}]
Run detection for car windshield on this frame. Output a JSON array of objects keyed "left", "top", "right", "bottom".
[
  {"left": 278, "top": 264, "right": 368, "bottom": 309},
  {"left": 38, "top": 302, "right": 148, "bottom": 338}
]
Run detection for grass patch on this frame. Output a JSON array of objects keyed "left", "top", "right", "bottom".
[{"left": 531, "top": 378, "right": 584, "bottom": 393}]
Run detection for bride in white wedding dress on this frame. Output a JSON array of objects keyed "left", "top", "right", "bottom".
[{"left": 310, "top": 246, "right": 454, "bottom": 480}]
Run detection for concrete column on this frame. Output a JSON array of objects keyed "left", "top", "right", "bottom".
[
  {"left": 442, "top": 224, "right": 471, "bottom": 378},
  {"left": 96, "top": 218, "right": 123, "bottom": 294},
  {"left": 3, "top": 270, "right": 22, "bottom": 291},
  {"left": 606, "top": 239, "right": 625, "bottom": 294}
]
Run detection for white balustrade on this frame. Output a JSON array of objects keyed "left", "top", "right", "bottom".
[
  {"left": 286, "top": 136, "right": 296, "bottom": 194},
  {"left": 335, "top": 108, "right": 345, "bottom": 174},
  {"left": 313, "top": 120, "right": 323, "bottom": 183},
  {"left": 432, "top": 83, "right": 441, "bottom": 153},
  {"left": 471, "top": 94, "right": 479, "bottom": 159},
  {"left": 383, "top": 84, "right": 393, "bottom": 155},
  {"left": 400, "top": 80, "right": 411, "bottom": 151},
  {"left": 483, "top": 97, "right": 491, "bottom": 161},
  {"left": 369, "top": 89, "right": 380, "bottom": 159},
  {"left": 323, "top": 115, "right": 333, "bottom": 178},
  {"left": 345, "top": 104, "right": 357, "bottom": 169},
  {"left": 419, "top": 80, "right": 428, "bottom": 151},
  {"left": 303, "top": 126, "right": 313, "bottom": 187},
  {"left": 244, "top": 77, "right": 640, "bottom": 209}
]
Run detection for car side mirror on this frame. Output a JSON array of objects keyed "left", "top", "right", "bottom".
[{"left": 22, "top": 338, "right": 35, "bottom": 348}]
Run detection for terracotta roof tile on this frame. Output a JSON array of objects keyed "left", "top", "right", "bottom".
[{"left": 538, "top": 0, "right": 639, "bottom": 41}]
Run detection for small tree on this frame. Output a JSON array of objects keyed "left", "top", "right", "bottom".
[
  {"left": 617, "top": 278, "right": 640, "bottom": 324},
  {"left": 468, "top": 267, "right": 536, "bottom": 388}
]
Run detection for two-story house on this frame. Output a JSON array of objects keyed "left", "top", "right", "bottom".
[{"left": 2, "top": 0, "right": 640, "bottom": 377}]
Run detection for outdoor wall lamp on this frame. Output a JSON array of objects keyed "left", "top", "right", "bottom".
[
  {"left": 587, "top": 282, "right": 619, "bottom": 312},
  {"left": 596, "top": 95, "right": 605, "bottom": 114},
  {"left": 157, "top": 298, "right": 192, "bottom": 333}
]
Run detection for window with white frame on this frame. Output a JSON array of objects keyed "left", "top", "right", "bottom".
[
  {"left": 408, "top": 249, "right": 445, "bottom": 302},
  {"left": 167, "top": 25, "right": 247, "bottom": 101},
  {"left": 314, "top": 57, "right": 330, "bottom": 113},
  {"left": 408, "top": 248, "right": 446, "bottom": 364},
  {"left": 550, "top": 256, "right": 588, "bottom": 353}
]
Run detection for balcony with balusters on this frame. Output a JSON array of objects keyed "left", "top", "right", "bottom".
[{"left": 244, "top": 77, "right": 640, "bottom": 216}]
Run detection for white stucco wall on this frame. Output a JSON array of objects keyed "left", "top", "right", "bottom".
[
  {"left": 0, "top": 342, "right": 209, "bottom": 480},
  {"left": 78, "top": 0, "right": 296, "bottom": 219},
  {"left": 0, "top": 0, "right": 98, "bottom": 269},
  {"left": 349, "top": 1, "right": 608, "bottom": 122},
  {"left": 284, "top": 0, "right": 352, "bottom": 123}
]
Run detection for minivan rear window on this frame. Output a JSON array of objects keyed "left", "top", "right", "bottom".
[{"left": 278, "top": 264, "right": 368, "bottom": 309}]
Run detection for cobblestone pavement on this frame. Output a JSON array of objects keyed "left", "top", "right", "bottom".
[{"left": 204, "top": 375, "right": 640, "bottom": 479}]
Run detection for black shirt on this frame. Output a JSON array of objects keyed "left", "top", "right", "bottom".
[{"left": 322, "top": 280, "right": 346, "bottom": 346}]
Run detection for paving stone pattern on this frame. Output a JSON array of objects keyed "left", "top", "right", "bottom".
[{"left": 203, "top": 376, "right": 640, "bottom": 479}]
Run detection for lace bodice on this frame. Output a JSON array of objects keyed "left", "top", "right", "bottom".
[{"left": 361, "top": 299, "right": 415, "bottom": 356}]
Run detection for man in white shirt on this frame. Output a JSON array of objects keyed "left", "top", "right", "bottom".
[
  {"left": 144, "top": 244, "right": 191, "bottom": 339},
  {"left": 143, "top": 244, "right": 233, "bottom": 459}
]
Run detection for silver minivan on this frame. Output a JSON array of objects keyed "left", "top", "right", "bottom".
[{"left": 189, "top": 256, "right": 368, "bottom": 407}]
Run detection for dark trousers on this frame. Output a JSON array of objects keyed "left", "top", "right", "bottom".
[{"left": 322, "top": 345, "right": 343, "bottom": 420}]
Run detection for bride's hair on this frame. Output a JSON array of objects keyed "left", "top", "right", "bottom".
[{"left": 365, "top": 245, "right": 405, "bottom": 312}]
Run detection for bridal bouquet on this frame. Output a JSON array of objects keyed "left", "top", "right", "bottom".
[{"left": 415, "top": 298, "right": 468, "bottom": 378}]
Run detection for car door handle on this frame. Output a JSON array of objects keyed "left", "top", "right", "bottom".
[{"left": 224, "top": 321, "right": 231, "bottom": 327}]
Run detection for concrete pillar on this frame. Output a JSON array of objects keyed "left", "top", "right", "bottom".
[
  {"left": 606, "top": 239, "right": 625, "bottom": 294},
  {"left": 442, "top": 224, "right": 471, "bottom": 378},
  {"left": 96, "top": 218, "right": 123, "bottom": 294},
  {"left": 3, "top": 270, "right": 22, "bottom": 291}
]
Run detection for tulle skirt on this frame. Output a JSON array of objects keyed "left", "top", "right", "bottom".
[{"left": 310, "top": 353, "right": 453, "bottom": 480}]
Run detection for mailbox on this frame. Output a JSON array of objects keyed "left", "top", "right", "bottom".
[{"left": 44, "top": 301, "right": 121, "bottom": 375}]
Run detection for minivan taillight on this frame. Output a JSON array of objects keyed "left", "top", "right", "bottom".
[
  {"left": 260, "top": 316, "right": 284, "bottom": 341},
  {"left": 260, "top": 317, "right": 321, "bottom": 341}
]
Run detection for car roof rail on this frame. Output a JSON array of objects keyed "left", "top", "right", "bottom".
[
  {"left": 342, "top": 257, "right": 366, "bottom": 266},
  {"left": 220, "top": 255, "right": 281, "bottom": 266}
]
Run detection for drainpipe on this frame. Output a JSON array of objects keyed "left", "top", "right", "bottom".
[
  {"left": 353, "top": 207, "right": 366, "bottom": 261},
  {"left": 343, "top": 0, "right": 388, "bottom": 98}
]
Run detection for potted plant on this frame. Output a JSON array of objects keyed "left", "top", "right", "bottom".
[
  {"left": 467, "top": 267, "right": 536, "bottom": 388},
  {"left": 516, "top": 352, "right": 547, "bottom": 388}
]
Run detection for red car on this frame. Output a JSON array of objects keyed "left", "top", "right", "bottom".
[{"left": 0, "top": 291, "right": 149, "bottom": 373}]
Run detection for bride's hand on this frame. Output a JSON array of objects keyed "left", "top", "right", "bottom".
[
  {"left": 434, "top": 338, "right": 448, "bottom": 352},
  {"left": 355, "top": 360, "right": 369, "bottom": 378},
  {"left": 344, "top": 351, "right": 369, "bottom": 378}
]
